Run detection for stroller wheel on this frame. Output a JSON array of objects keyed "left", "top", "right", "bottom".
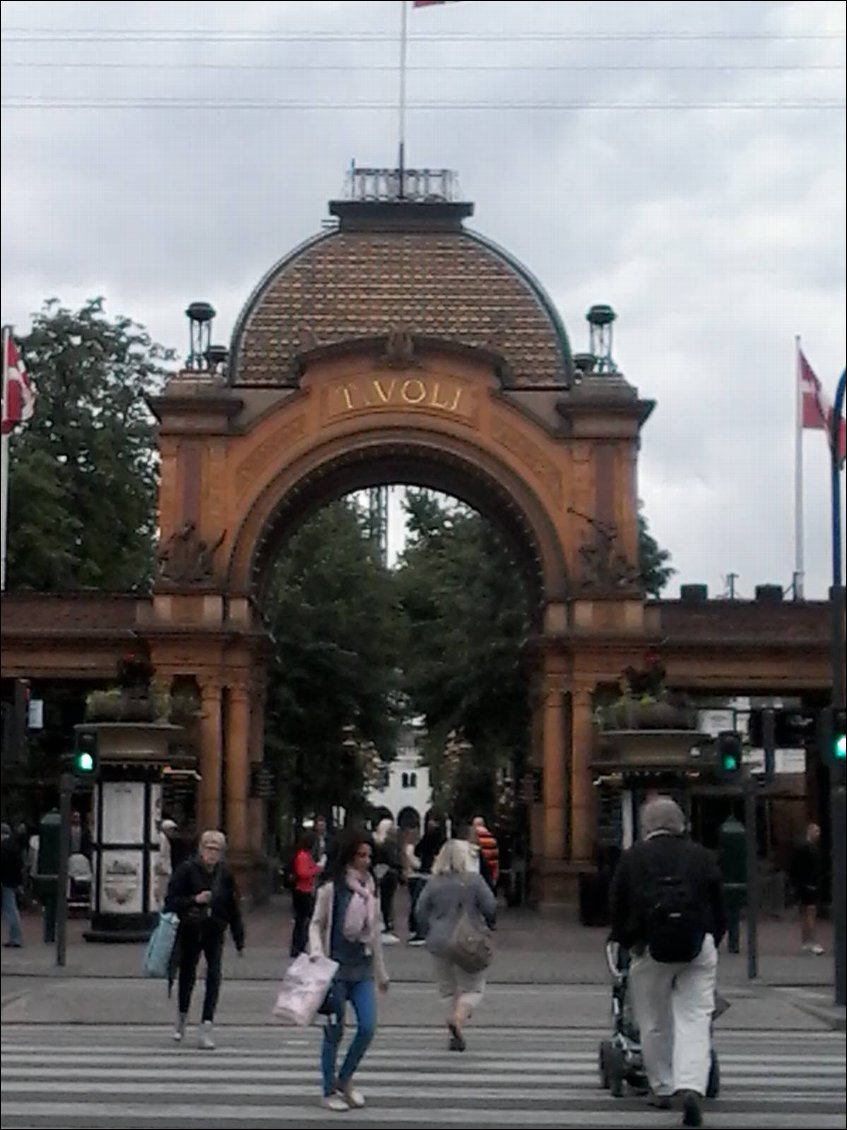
[
  {"left": 706, "top": 1049, "right": 720, "bottom": 1099},
  {"left": 598, "top": 1040, "right": 612, "bottom": 1089},
  {"left": 606, "top": 1045, "right": 626, "bottom": 1098}
]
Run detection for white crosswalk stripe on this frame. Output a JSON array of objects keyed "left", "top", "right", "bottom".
[{"left": 1, "top": 1025, "right": 845, "bottom": 1128}]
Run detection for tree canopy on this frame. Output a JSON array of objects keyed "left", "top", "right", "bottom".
[
  {"left": 262, "top": 500, "right": 403, "bottom": 825},
  {"left": 6, "top": 298, "right": 172, "bottom": 591}
]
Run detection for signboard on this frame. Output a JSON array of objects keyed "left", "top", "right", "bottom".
[
  {"left": 27, "top": 699, "right": 44, "bottom": 730},
  {"left": 250, "top": 765, "right": 275, "bottom": 799},
  {"left": 697, "top": 709, "right": 736, "bottom": 737},
  {"left": 101, "top": 781, "right": 145, "bottom": 845},
  {"left": 99, "top": 849, "right": 143, "bottom": 914},
  {"left": 520, "top": 768, "right": 543, "bottom": 804}
]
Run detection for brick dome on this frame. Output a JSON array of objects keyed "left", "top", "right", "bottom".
[{"left": 229, "top": 200, "right": 574, "bottom": 388}]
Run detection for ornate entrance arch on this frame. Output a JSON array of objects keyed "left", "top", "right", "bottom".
[{"left": 148, "top": 188, "right": 653, "bottom": 900}]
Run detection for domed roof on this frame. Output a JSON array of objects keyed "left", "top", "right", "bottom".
[{"left": 229, "top": 200, "right": 574, "bottom": 387}]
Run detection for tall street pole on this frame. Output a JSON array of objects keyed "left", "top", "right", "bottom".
[{"left": 829, "top": 370, "right": 845, "bottom": 1008}]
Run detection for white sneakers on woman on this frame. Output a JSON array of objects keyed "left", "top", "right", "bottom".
[{"left": 320, "top": 1087, "right": 366, "bottom": 1111}]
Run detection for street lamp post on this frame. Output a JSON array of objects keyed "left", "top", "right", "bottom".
[{"left": 829, "top": 370, "right": 846, "bottom": 1008}]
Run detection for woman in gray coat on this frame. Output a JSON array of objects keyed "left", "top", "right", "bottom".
[{"left": 415, "top": 838, "right": 496, "bottom": 1051}]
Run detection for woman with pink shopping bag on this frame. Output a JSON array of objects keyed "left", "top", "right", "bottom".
[{"left": 308, "top": 832, "right": 390, "bottom": 1112}]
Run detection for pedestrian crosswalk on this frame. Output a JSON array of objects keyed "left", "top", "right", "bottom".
[{"left": 1, "top": 1024, "right": 845, "bottom": 1128}]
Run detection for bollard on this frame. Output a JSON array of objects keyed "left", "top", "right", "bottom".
[
  {"left": 34, "top": 810, "right": 61, "bottom": 944},
  {"left": 718, "top": 816, "right": 747, "bottom": 956}
]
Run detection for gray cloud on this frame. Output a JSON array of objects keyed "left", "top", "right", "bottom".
[{"left": 1, "top": 0, "right": 844, "bottom": 597}]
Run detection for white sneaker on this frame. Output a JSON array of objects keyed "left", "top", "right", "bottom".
[
  {"left": 810, "top": 943, "right": 825, "bottom": 955},
  {"left": 381, "top": 931, "right": 400, "bottom": 945},
  {"left": 338, "top": 1086, "right": 366, "bottom": 1109},
  {"left": 408, "top": 937, "right": 426, "bottom": 947},
  {"left": 198, "top": 1021, "right": 215, "bottom": 1049},
  {"left": 321, "top": 1094, "right": 349, "bottom": 1112},
  {"left": 172, "top": 1015, "right": 187, "bottom": 1043}
]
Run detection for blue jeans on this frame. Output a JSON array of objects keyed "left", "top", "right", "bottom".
[
  {"left": 321, "top": 978, "right": 377, "bottom": 1096},
  {"left": 1, "top": 885, "right": 23, "bottom": 946}
]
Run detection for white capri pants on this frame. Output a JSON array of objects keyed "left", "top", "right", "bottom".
[
  {"left": 431, "top": 954, "right": 486, "bottom": 1014},
  {"left": 628, "top": 933, "right": 718, "bottom": 1098}
]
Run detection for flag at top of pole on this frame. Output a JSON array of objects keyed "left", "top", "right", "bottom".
[
  {"left": 799, "top": 346, "right": 847, "bottom": 467},
  {"left": 2, "top": 329, "right": 35, "bottom": 435}
]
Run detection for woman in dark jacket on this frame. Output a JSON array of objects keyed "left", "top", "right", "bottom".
[{"left": 164, "top": 829, "right": 244, "bottom": 1048}]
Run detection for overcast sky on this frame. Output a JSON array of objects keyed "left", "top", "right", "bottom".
[{"left": 1, "top": 0, "right": 844, "bottom": 599}]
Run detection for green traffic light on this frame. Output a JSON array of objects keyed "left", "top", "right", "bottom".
[
  {"left": 75, "top": 751, "right": 95, "bottom": 773},
  {"left": 722, "top": 755, "right": 739, "bottom": 772},
  {"left": 836, "top": 733, "right": 847, "bottom": 761}
]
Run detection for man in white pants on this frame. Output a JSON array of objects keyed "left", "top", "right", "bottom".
[{"left": 610, "top": 797, "right": 726, "bottom": 1129}]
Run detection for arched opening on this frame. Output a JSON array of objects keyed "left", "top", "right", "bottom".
[
  {"left": 235, "top": 433, "right": 568, "bottom": 618},
  {"left": 242, "top": 439, "right": 551, "bottom": 890}
]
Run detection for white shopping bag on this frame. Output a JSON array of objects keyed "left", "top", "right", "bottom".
[{"left": 272, "top": 954, "right": 339, "bottom": 1026}]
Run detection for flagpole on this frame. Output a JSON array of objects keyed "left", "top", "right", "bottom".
[
  {"left": 794, "top": 335, "right": 804, "bottom": 600},
  {"left": 398, "top": 0, "right": 408, "bottom": 198},
  {"left": 1, "top": 325, "right": 10, "bottom": 591}
]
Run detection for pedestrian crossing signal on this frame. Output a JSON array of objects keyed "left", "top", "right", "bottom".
[
  {"left": 833, "top": 709, "right": 846, "bottom": 762},
  {"left": 71, "top": 731, "right": 99, "bottom": 780},
  {"left": 819, "top": 707, "right": 847, "bottom": 772},
  {"left": 716, "top": 731, "right": 743, "bottom": 780}
]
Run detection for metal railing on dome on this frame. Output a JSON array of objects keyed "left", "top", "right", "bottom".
[{"left": 344, "top": 165, "right": 458, "bottom": 203}]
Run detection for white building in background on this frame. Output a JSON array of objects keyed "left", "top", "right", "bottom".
[{"left": 366, "top": 719, "right": 432, "bottom": 829}]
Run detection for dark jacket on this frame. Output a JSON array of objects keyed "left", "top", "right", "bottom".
[
  {"left": 415, "top": 828, "right": 446, "bottom": 875},
  {"left": 790, "top": 840, "right": 822, "bottom": 894},
  {"left": 164, "top": 857, "right": 245, "bottom": 950},
  {"left": 1, "top": 837, "right": 24, "bottom": 889},
  {"left": 609, "top": 833, "right": 727, "bottom": 951}
]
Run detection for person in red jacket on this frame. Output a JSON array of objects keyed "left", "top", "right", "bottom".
[
  {"left": 290, "top": 831, "right": 321, "bottom": 957},
  {"left": 472, "top": 817, "right": 499, "bottom": 892}
]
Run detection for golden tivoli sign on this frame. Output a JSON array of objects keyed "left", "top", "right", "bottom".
[{"left": 322, "top": 374, "right": 475, "bottom": 423}]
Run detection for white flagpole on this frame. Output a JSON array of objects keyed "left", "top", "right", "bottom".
[
  {"left": 1, "top": 325, "right": 11, "bottom": 591},
  {"left": 794, "top": 334, "right": 804, "bottom": 600},
  {"left": 398, "top": 0, "right": 409, "bottom": 197}
]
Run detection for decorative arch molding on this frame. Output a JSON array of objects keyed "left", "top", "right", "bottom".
[{"left": 227, "top": 424, "right": 569, "bottom": 614}]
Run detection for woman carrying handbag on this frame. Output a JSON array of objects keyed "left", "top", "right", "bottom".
[{"left": 414, "top": 835, "right": 496, "bottom": 1052}]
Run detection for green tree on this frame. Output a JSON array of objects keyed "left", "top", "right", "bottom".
[
  {"left": 395, "top": 491, "right": 674, "bottom": 816},
  {"left": 263, "top": 500, "right": 403, "bottom": 827},
  {"left": 638, "top": 503, "right": 675, "bottom": 597},
  {"left": 6, "top": 298, "right": 173, "bottom": 591},
  {"left": 395, "top": 491, "right": 533, "bottom": 819}
]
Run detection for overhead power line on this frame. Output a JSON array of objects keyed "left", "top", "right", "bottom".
[
  {"left": 1, "top": 29, "right": 845, "bottom": 43},
  {"left": 3, "top": 97, "right": 843, "bottom": 110},
  {"left": 1, "top": 60, "right": 844, "bottom": 73}
]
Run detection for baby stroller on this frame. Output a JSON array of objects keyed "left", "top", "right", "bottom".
[{"left": 598, "top": 940, "right": 722, "bottom": 1099}]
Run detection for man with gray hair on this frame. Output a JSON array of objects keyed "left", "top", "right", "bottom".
[{"left": 610, "top": 796, "right": 726, "bottom": 1128}]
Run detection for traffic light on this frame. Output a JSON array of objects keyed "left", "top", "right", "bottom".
[
  {"left": 716, "top": 730, "right": 744, "bottom": 781},
  {"left": 748, "top": 708, "right": 815, "bottom": 748},
  {"left": 835, "top": 710, "right": 847, "bottom": 763},
  {"left": 70, "top": 730, "right": 99, "bottom": 781},
  {"left": 818, "top": 707, "right": 847, "bottom": 773}
]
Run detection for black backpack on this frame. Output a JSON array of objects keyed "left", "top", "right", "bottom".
[{"left": 642, "top": 858, "right": 705, "bottom": 964}]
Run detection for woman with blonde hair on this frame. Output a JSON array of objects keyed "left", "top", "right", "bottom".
[
  {"left": 415, "top": 836, "right": 496, "bottom": 1051},
  {"left": 164, "top": 829, "right": 244, "bottom": 1049}
]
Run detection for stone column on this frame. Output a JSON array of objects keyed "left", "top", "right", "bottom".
[
  {"left": 570, "top": 685, "right": 596, "bottom": 864},
  {"left": 248, "top": 680, "right": 267, "bottom": 858},
  {"left": 541, "top": 659, "right": 567, "bottom": 863},
  {"left": 198, "top": 680, "right": 223, "bottom": 832},
  {"left": 225, "top": 682, "right": 251, "bottom": 859}
]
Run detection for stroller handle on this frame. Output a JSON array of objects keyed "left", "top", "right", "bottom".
[{"left": 605, "top": 939, "right": 626, "bottom": 982}]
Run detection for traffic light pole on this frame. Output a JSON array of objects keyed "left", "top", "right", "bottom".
[
  {"left": 830, "top": 368, "right": 845, "bottom": 1008},
  {"left": 56, "top": 772, "right": 73, "bottom": 968},
  {"left": 744, "top": 777, "right": 759, "bottom": 980}
]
